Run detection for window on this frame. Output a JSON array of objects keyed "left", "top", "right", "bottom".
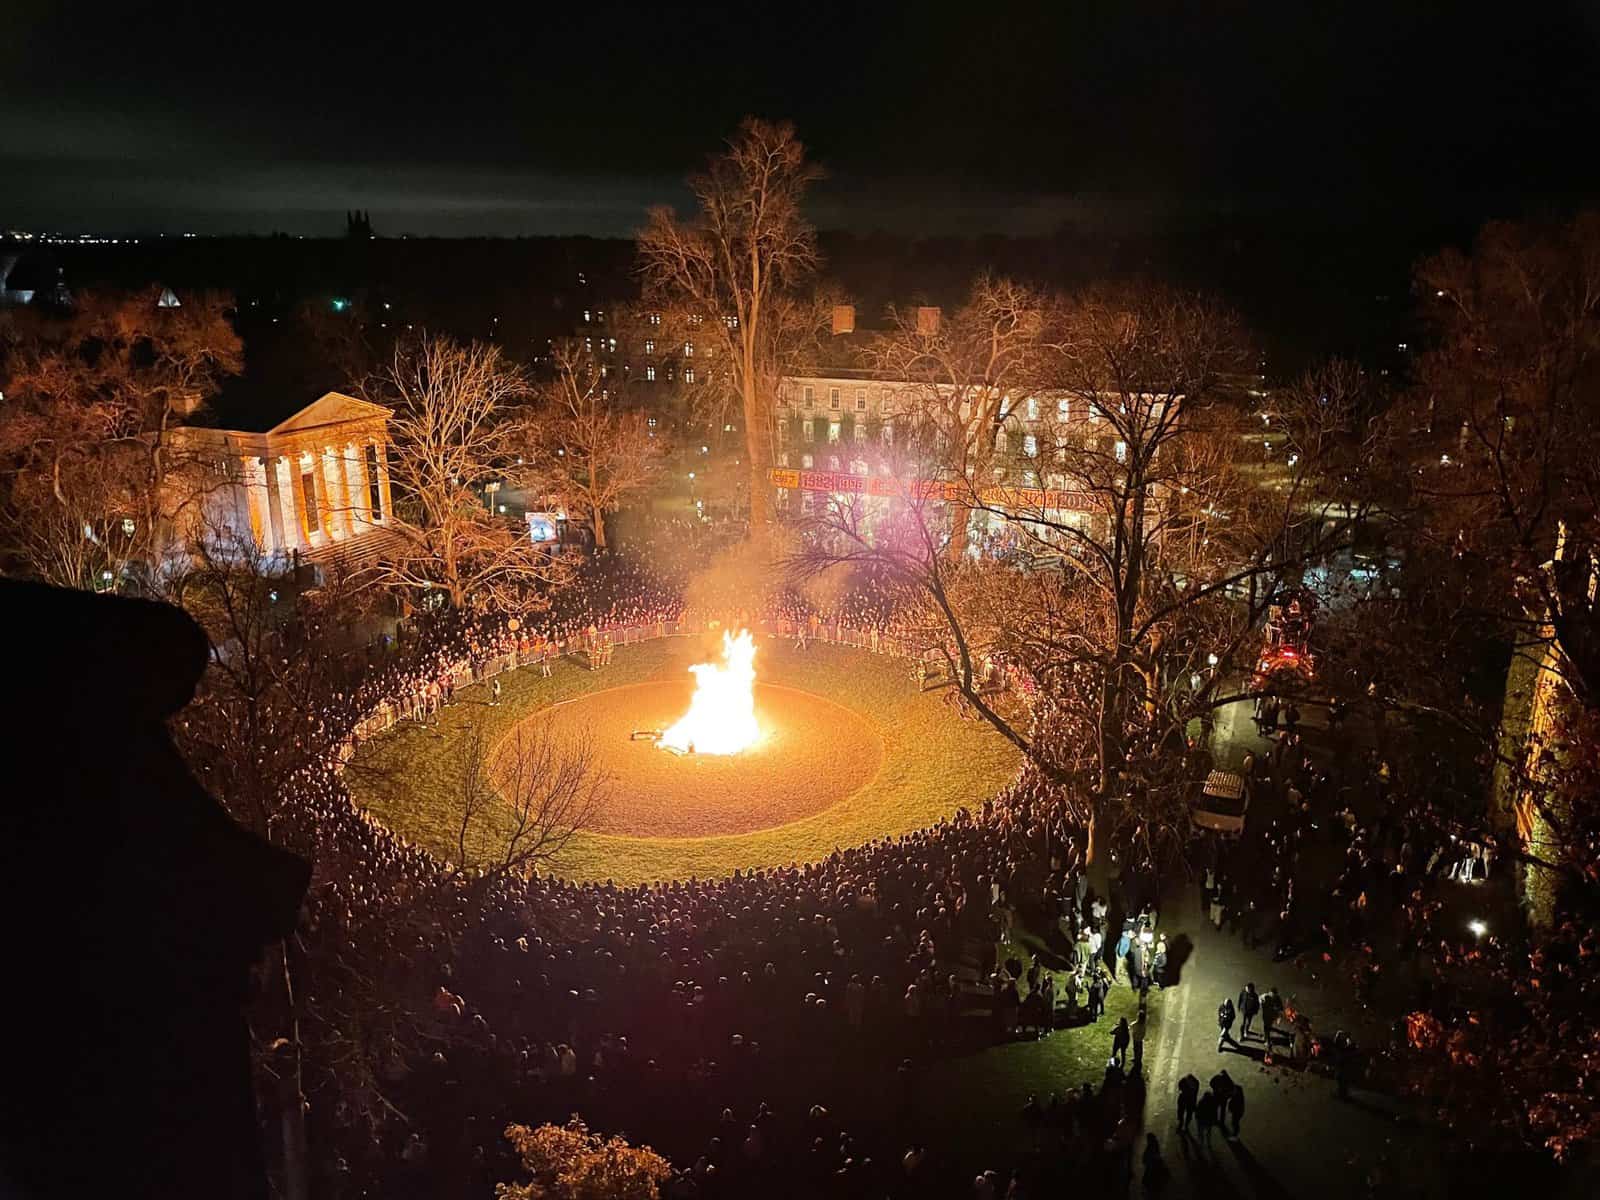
[
  {"left": 365, "top": 444, "right": 383, "bottom": 519},
  {"left": 688, "top": 313, "right": 703, "bottom": 327},
  {"left": 854, "top": 422, "right": 866, "bottom": 442},
  {"left": 804, "top": 419, "right": 815, "bottom": 442},
  {"left": 851, "top": 459, "right": 869, "bottom": 476},
  {"left": 803, "top": 386, "right": 815, "bottom": 409},
  {"left": 828, "top": 421, "right": 841, "bottom": 444},
  {"left": 644, "top": 338, "right": 655, "bottom": 355},
  {"left": 647, "top": 417, "right": 657, "bottom": 426},
  {"left": 1057, "top": 398, "right": 1070, "bottom": 422},
  {"left": 778, "top": 452, "right": 789, "bottom": 467},
  {"left": 646, "top": 365, "right": 656, "bottom": 382},
  {"left": 777, "top": 386, "right": 790, "bottom": 407},
  {"left": 1114, "top": 440, "right": 1128, "bottom": 463},
  {"left": 600, "top": 364, "right": 609, "bottom": 378},
  {"left": 1026, "top": 397, "right": 1039, "bottom": 422},
  {"left": 684, "top": 367, "right": 696, "bottom": 384},
  {"left": 648, "top": 312, "right": 662, "bottom": 326},
  {"left": 879, "top": 387, "right": 893, "bottom": 413},
  {"left": 829, "top": 387, "right": 841, "bottom": 410},
  {"left": 724, "top": 314, "right": 739, "bottom": 329},
  {"left": 777, "top": 421, "right": 789, "bottom": 442},
  {"left": 801, "top": 454, "right": 814, "bottom": 469},
  {"left": 607, "top": 337, "right": 617, "bottom": 352},
  {"left": 995, "top": 429, "right": 1008, "bottom": 454},
  {"left": 882, "top": 423, "right": 894, "bottom": 446},
  {"left": 683, "top": 341, "right": 694, "bottom": 357},
  {"left": 855, "top": 388, "right": 867, "bottom": 411},
  {"left": 1023, "top": 433, "right": 1037, "bottom": 457},
  {"left": 583, "top": 309, "right": 591, "bottom": 323}
]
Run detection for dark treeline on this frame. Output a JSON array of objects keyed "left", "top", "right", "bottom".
[{"left": 7, "top": 214, "right": 1477, "bottom": 423}]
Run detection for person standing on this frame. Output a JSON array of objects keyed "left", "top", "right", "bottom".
[
  {"left": 1111, "top": 1016, "right": 1131, "bottom": 1068},
  {"left": 1226, "top": 1085, "right": 1245, "bottom": 1138},
  {"left": 1195, "top": 1090, "right": 1220, "bottom": 1146},
  {"left": 1216, "top": 997, "right": 1236, "bottom": 1051},
  {"left": 1238, "top": 983, "right": 1260, "bottom": 1040},
  {"left": 1176, "top": 1073, "right": 1200, "bottom": 1134},
  {"left": 490, "top": 677, "right": 502, "bottom": 707},
  {"left": 1260, "top": 987, "right": 1282, "bottom": 1048}
]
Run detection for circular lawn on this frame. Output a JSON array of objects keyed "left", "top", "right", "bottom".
[{"left": 346, "top": 637, "right": 1019, "bottom": 885}]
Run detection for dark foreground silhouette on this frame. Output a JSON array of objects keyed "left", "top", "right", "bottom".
[{"left": 1, "top": 581, "right": 309, "bottom": 1200}]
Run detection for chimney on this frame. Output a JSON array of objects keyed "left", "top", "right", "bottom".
[
  {"left": 916, "top": 306, "right": 941, "bottom": 336},
  {"left": 831, "top": 304, "right": 856, "bottom": 335}
]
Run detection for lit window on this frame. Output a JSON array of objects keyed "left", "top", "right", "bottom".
[
  {"left": 777, "top": 387, "right": 790, "bottom": 407},
  {"left": 778, "top": 452, "right": 789, "bottom": 467},
  {"left": 644, "top": 338, "right": 655, "bottom": 354},
  {"left": 1115, "top": 440, "right": 1128, "bottom": 462},
  {"left": 855, "top": 388, "right": 867, "bottom": 411},
  {"left": 803, "top": 386, "right": 815, "bottom": 408},
  {"left": 882, "top": 423, "right": 894, "bottom": 446},
  {"left": 688, "top": 314, "right": 703, "bottom": 327},
  {"left": 995, "top": 429, "right": 1008, "bottom": 453},
  {"left": 802, "top": 454, "right": 814, "bottom": 469},
  {"left": 648, "top": 312, "right": 662, "bottom": 326},
  {"left": 685, "top": 368, "right": 696, "bottom": 384},
  {"left": 607, "top": 338, "right": 617, "bottom": 352},
  {"left": 583, "top": 310, "right": 591, "bottom": 322},
  {"left": 1057, "top": 398, "right": 1070, "bottom": 422},
  {"left": 854, "top": 422, "right": 866, "bottom": 442},
  {"left": 683, "top": 341, "right": 694, "bottom": 357},
  {"left": 1023, "top": 434, "right": 1037, "bottom": 457},
  {"left": 879, "top": 387, "right": 892, "bottom": 413},
  {"left": 804, "top": 420, "right": 815, "bottom": 442},
  {"left": 724, "top": 314, "right": 739, "bottom": 329},
  {"left": 647, "top": 417, "right": 657, "bottom": 426},
  {"left": 1026, "top": 397, "right": 1039, "bottom": 422},
  {"left": 829, "top": 387, "right": 841, "bottom": 410},
  {"left": 600, "top": 364, "right": 609, "bottom": 378},
  {"left": 829, "top": 421, "right": 841, "bottom": 444},
  {"left": 646, "top": 366, "right": 657, "bottom": 382},
  {"left": 829, "top": 456, "right": 841, "bottom": 471}
]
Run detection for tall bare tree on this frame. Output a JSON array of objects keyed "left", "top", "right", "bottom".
[
  {"left": 537, "top": 345, "right": 666, "bottom": 549},
  {"left": 369, "top": 333, "right": 569, "bottom": 611},
  {"left": 795, "top": 283, "right": 1378, "bottom": 862},
  {"left": 638, "top": 118, "right": 822, "bottom": 540}
]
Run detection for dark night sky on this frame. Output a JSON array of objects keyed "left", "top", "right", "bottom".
[{"left": 5, "top": 1, "right": 1600, "bottom": 237}]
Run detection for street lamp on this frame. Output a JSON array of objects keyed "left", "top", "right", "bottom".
[{"left": 1468, "top": 919, "right": 1488, "bottom": 939}]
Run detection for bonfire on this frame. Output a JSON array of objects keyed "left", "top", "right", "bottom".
[{"left": 659, "top": 630, "right": 761, "bottom": 755}]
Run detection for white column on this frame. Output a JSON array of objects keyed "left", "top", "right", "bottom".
[
  {"left": 246, "top": 457, "right": 275, "bottom": 555},
  {"left": 318, "top": 448, "right": 347, "bottom": 540},
  {"left": 344, "top": 441, "right": 372, "bottom": 526},
  {"left": 271, "top": 456, "right": 302, "bottom": 553}
]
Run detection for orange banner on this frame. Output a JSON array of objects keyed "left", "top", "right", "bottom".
[{"left": 771, "top": 468, "right": 1094, "bottom": 513}]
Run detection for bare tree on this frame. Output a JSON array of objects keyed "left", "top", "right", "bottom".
[
  {"left": 447, "top": 722, "right": 611, "bottom": 880},
  {"left": 638, "top": 118, "right": 822, "bottom": 539},
  {"left": 0, "top": 288, "right": 242, "bottom": 590},
  {"left": 536, "top": 345, "right": 666, "bottom": 549},
  {"left": 794, "top": 283, "right": 1378, "bottom": 862},
  {"left": 369, "top": 333, "right": 571, "bottom": 611}
]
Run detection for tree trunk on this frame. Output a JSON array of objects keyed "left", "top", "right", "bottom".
[
  {"left": 1084, "top": 808, "right": 1100, "bottom": 866},
  {"left": 947, "top": 499, "right": 971, "bottom": 563},
  {"left": 744, "top": 372, "right": 772, "bottom": 537},
  {"left": 593, "top": 508, "right": 607, "bottom": 549}
]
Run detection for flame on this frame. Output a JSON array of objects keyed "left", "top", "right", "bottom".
[{"left": 659, "top": 630, "right": 761, "bottom": 755}]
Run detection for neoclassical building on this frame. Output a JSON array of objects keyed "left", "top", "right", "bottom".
[{"left": 169, "top": 392, "right": 397, "bottom": 570}]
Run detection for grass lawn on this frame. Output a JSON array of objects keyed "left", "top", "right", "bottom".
[{"left": 346, "top": 636, "right": 1020, "bottom": 884}]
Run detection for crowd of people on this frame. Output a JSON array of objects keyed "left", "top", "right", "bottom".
[{"left": 248, "top": 554, "right": 1167, "bottom": 1198}]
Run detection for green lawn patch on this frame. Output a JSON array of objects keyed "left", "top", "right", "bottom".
[{"left": 346, "top": 636, "right": 1020, "bottom": 884}]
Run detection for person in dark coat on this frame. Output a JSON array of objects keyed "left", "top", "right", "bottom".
[
  {"left": 1111, "top": 1016, "right": 1131, "bottom": 1068},
  {"left": 1195, "top": 1091, "right": 1220, "bottom": 1145},
  {"left": 1260, "top": 986, "right": 1284, "bottom": 1047},
  {"left": 1226, "top": 1085, "right": 1245, "bottom": 1137},
  {"left": 1176, "top": 1073, "right": 1200, "bottom": 1133},
  {"left": 1217, "top": 997, "right": 1237, "bottom": 1050},
  {"left": 1238, "top": 982, "right": 1261, "bottom": 1039}
]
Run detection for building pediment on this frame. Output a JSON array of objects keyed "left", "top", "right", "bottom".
[{"left": 268, "top": 392, "right": 392, "bottom": 436}]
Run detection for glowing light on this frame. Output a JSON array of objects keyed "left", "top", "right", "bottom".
[
  {"left": 659, "top": 631, "right": 760, "bottom": 755},
  {"left": 1468, "top": 919, "right": 1487, "bottom": 938}
]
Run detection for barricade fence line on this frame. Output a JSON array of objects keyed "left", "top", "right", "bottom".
[{"left": 332, "top": 618, "right": 949, "bottom": 770}]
